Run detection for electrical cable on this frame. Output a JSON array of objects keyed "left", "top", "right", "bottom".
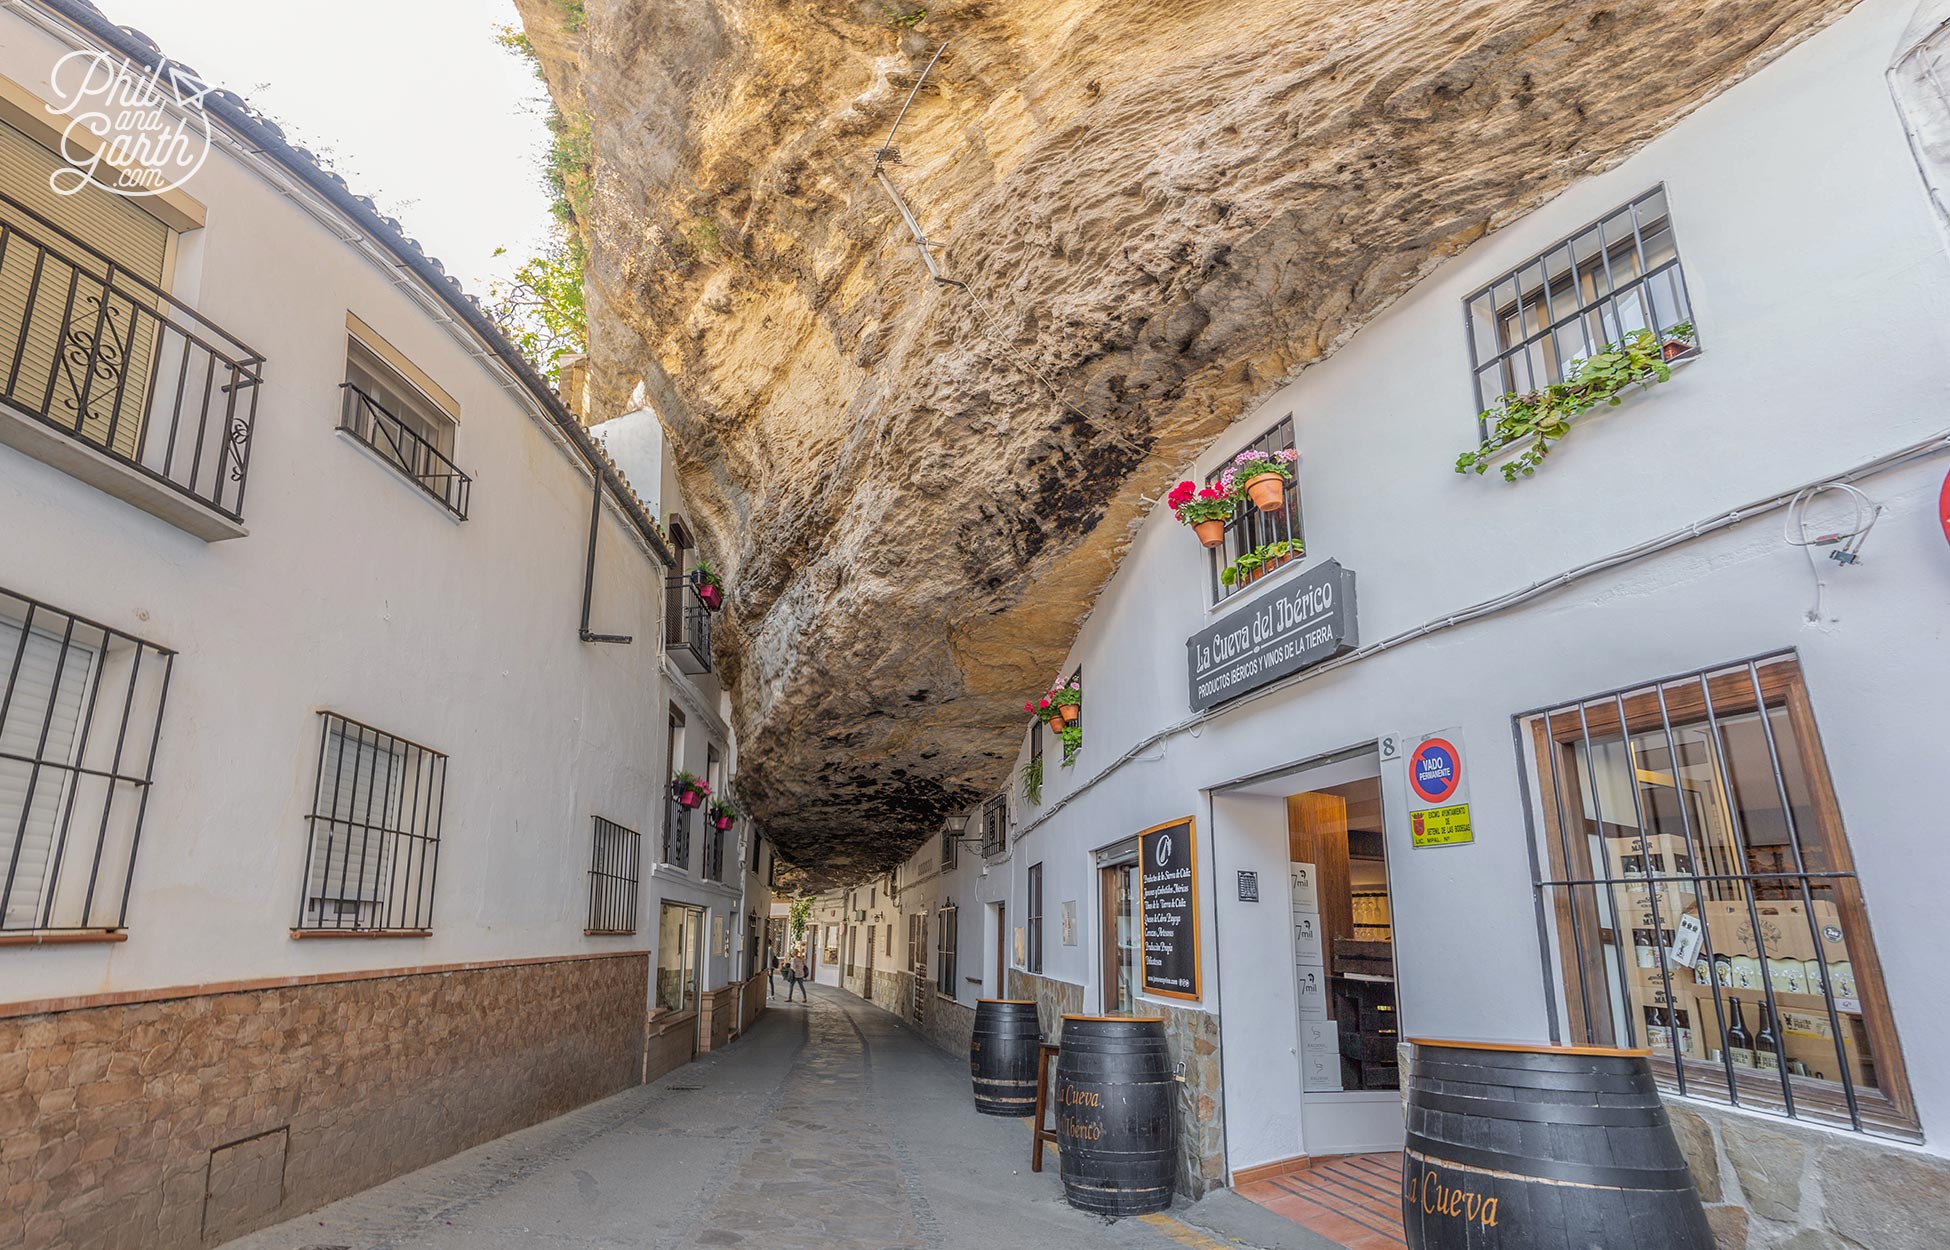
[{"left": 1782, "top": 482, "right": 1882, "bottom": 623}]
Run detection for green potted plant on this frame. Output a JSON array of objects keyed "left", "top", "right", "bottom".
[
  {"left": 690, "top": 560, "right": 724, "bottom": 610},
  {"left": 1456, "top": 323, "right": 1694, "bottom": 481},
  {"left": 1219, "top": 548, "right": 1265, "bottom": 588},
  {"left": 706, "top": 798, "right": 738, "bottom": 832},
  {"left": 671, "top": 770, "right": 709, "bottom": 809},
  {"left": 1220, "top": 446, "right": 1299, "bottom": 514},
  {"left": 1166, "top": 480, "right": 1235, "bottom": 548},
  {"left": 1020, "top": 753, "right": 1043, "bottom": 804},
  {"left": 1259, "top": 539, "right": 1297, "bottom": 573},
  {"left": 1050, "top": 675, "right": 1081, "bottom": 726},
  {"left": 1058, "top": 723, "right": 1082, "bottom": 767}
]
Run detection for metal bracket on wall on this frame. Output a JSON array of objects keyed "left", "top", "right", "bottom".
[{"left": 580, "top": 472, "right": 633, "bottom": 644}]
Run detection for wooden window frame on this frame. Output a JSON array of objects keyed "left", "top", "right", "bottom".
[{"left": 1524, "top": 653, "right": 1916, "bottom": 1138}]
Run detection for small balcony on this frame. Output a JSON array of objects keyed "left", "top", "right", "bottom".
[
  {"left": 0, "top": 191, "right": 265, "bottom": 539},
  {"left": 665, "top": 575, "right": 713, "bottom": 675},
  {"left": 662, "top": 795, "right": 692, "bottom": 870}
]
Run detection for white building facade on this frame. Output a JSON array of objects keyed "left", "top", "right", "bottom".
[
  {"left": 864, "top": 2, "right": 1950, "bottom": 1243},
  {"left": 0, "top": 4, "right": 769, "bottom": 1248}
]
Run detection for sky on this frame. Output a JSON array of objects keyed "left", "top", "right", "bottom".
[{"left": 108, "top": 0, "right": 558, "bottom": 294}]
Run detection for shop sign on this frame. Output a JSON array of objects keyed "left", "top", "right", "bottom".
[
  {"left": 1185, "top": 560, "right": 1358, "bottom": 711},
  {"left": 1138, "top": 817, "right": 1200, "bottom": 1000},
  {"left": 1407, "top": 730, "right": 1473, "bottom": 849}
]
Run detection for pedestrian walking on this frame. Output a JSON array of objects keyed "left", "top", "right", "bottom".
[
  {"left": 765, "top": 947, "right": 779, "bottom": 997},
  {"left": 787, "top": 948, "right": 810, "bottom": 1002}
]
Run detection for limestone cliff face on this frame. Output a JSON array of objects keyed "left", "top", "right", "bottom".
[{"left": 516, "top": 0, "right": 1855, "bottom": 879}]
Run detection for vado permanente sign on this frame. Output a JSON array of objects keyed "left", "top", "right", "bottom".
[{"left": 1185, "top": 559, "right": 1358, "bottom": 711}]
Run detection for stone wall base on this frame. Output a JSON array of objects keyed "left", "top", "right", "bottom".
[
  {"left": 1667, "top": 1100, "right": 1950, "bottom": 1250},
  {"left": 1, "top": 952, "right": 648, "bottom": 1250}
]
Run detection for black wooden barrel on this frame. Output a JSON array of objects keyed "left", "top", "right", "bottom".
[
  {"left": 1053, "top": 1015, "right": 1177, "bottom": 1216},
  {"left": 969, "top": 1000, "right": 1041, "bottom": 1116},
  {"left": 1403, "top": 1039, "right": 1713, "bottom": 1250}
]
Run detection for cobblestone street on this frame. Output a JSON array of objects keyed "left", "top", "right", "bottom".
[{"left": 218, "top": 985, "right": 1335, "bottom": 1250}]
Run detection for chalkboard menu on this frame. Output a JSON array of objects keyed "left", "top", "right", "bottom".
[{"left": 1139, "top": 818, "right": 1200, "bottom": 1001}]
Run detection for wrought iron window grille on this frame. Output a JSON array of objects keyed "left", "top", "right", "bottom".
[
  {"left": 587, "top": 816, "right": 641, "bottom": 934},
  {"left": 337, "top": 382, "right": 471, "bottom": 519},
  {"left": 1027, "top": 862, "right": 1044, "bottom": 974},
  {"left": 295, "top": 713, "right": 446, "bottom": 934},
  {"left": 0, "top": 191, "right": 266, "bottom": 522},
  {"left": 0, "top": 585, "right": 174, "bottom": 936},
  {"left": 1517, "top": 651, "right": 1914, "bottom": 1139},
  {"left": 662, "top": 794, "right": 692, "bottom": 870},
  {"left": 1464, "top": 184, "right": 1698, "bottom": 437},
  {"left": 981, "top": 794, "right": 1007, "bottom": 857},
  {"left": 1205, "top": 416, "right": 1302, "bottom": 605}
]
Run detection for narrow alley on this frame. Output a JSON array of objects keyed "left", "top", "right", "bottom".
[{"left": 217, "top": 986, "right": 1329, "bottom": 1250}]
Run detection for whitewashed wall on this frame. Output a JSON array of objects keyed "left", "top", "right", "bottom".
[
  {"left": 0, "top": 12, "right": 674, "bottom": 1002},
  {"left": 1002, "top": 0, "right": 1950, "bottom": 1170}
]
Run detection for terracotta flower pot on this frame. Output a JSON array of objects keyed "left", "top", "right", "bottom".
[
  {"left": 1057, "top": 703, "right": 1079, "bottom": 726},
  {"left": 1193, "top": 518, "right": 1227, "bottom": 548},
  {"left": 1243, "top": 472, "right": 1286, "bottom": 514},
  {"left": 1264, "top": 554, "right": 1288, "bottom": 572},
  {"left": 1661, "top": 339, "right": 1691, "bottom": 363}
]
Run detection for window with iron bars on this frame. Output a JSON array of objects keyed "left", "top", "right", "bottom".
[
  {"left": 587, "top": 816, "right": 641, "bottom": 935},
  {"left": 296, "top": 713, "right": 447, "bottom": 934},
  {"left": 704, "top": 820, "right": 726, "bottom": 881},
  {"left": 1465, "top": 185, "right": 1697, "bottom": 432},
  {"left": 940, "top": 820, "right": 958, "bottom": 871},
  {"left": 663, "top": 794, "right": 692, "bottom": 871},
  {"left": 1206, "top": 418, "right": 1302, "bottom": 605},
  {"left": 338, "top": 362, "right": 471, "bottom": 521},
  {"left": 936, "top": 903, "right": 957, "bottom": 998},
  {"left": 1519, "top": 652, "right": 1913, "bottom": 1139},
  {"left": 0, "top": 586, "right": 173, "bottom": 937},
  {"left": 981, "top": 794, "right": 1007, "bottom": 857}
]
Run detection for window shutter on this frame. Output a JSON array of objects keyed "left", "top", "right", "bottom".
[
  {"left": 0, "top": 616, "right": 94, "bottom": 928},
  {"left": 0, "top": 120, "right": 169, "bottom": 461}
]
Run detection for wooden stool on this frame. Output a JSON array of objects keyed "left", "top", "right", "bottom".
[{"left": 1030, "top": 1041, "right": 1060, "bottom": 1172}]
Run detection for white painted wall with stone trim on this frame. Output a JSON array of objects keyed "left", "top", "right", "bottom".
[
  {"left": 982, "top": 0, "right": 1950, "bottom": 1212},
  {"left": 0, "top": 8, "right": 683, "bottom": 1004}
]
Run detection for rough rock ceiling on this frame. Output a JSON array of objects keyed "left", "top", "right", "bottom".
[{"left": 515, "top": 0, "right": 1856, "bottom": 885}]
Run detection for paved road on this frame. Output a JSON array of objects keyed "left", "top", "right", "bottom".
[{"left": 222, "top": 983, "right": 1340, "bottom": 1250}]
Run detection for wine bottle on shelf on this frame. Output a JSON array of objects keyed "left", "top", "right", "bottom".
[
  {"left": 1724, "top": 997, "right": 1753, "bottom": 1068},
  {"left": 1754, "top": 1002, "right": 1780, "bottom": 1071}
]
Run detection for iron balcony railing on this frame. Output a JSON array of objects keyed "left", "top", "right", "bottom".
[
  {"left": 0, "top": 190, "right": 265, "bottom": 522},
  {"left": 338, "top": 382, "right": 471, "bottom": 519},
  {"left": 663, "top": 794, "right": 692, "bottom": 870},
  {"left": 665, "top": 575, "right": 713, "bottom": 675}
]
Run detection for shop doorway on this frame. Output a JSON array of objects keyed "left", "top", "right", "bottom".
[
  {"left": 987, "top": 901, "right": 1006, "bottom": 998},
  {"left": 863, "top": 925, "right": 877, "bottom": 998},
  {"left": 1285, "top": 759, "right": 1403, "bottom": 1158}
]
